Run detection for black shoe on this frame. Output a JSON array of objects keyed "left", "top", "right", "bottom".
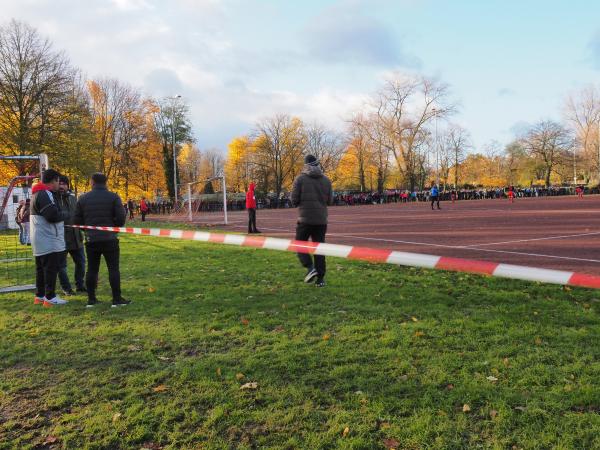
[
  {"left": 253, "top": 230, "right": 261, "bottom": 234},
  {"left": 315, "top": 278, "right": 326, "bottom": 288},
  {"left": 304, "top": 268, "right": 318, "bottom": 283},
  {"left": 63, "top": 288, "right": 76, "bottom": 296},
  {"left": 112, "top": 298, "right": 131, "bottom": 308},
  {"left": 76, "top": 286, "right": 87, "bottom": 293},
  {"left": 86, "top": 298, "right": 99, "bottom": 308}
]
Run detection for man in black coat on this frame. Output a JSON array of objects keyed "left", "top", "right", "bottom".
[
  {"left": 74, "top": 173, "right": 129, "bottom": 308},
  {"left": 291, "top": 155, "right": 333, "bottom": 287}
]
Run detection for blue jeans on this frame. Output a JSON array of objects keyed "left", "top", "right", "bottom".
[{"left": 58, "top": 247, "right": 86, "bottom": 290}]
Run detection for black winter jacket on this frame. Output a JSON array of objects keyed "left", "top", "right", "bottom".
[
  {"left": 291, "top": 165, "right": 333, "bottom": 225},
  {"left": 74, "top": 185, "right": 126, "bottom": 243},
  {"left": 57, "top": 191, "right": 83, "bottom": 250}
]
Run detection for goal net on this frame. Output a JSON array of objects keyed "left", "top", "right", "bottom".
[{"left": 0, "top": 154, "right": 48, "bottom": 293}]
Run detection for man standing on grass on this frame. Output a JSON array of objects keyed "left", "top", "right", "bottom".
[
  {"left": 74, "top": 173, "right": 129, "bottom": 308},
  {"left": 30, "top": 169, "right": 70, "bottom": 307},
  {"left": 291, "top": 155, "right": 333, "bottom": 288},
  {"left": 57, "top": 175, "right": 86, "bottom": 295}
]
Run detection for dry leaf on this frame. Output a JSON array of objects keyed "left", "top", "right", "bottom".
[
  {"left": 486, "top": 376, "right": 498, "bottom": 382},
  {"left": 514, "top": 406, "right": 527, "bottom": 412},
  {"left": 127, "top": 345, "right": 141, "bottom": 352},
  {"left": 411, "top": 316, "right": 418, "bottom": 322},
  {"left": 462, "top": 404, "right": 471, "bottom": 412},
  {"left": 322, "top": 333, "right": 331, "bottom": 341},
  {"left": 502, "top": 357, "right": 510, "bottom": 367},
  {"left": 148, "top": 287, "right": 156, "bottom": 293},
  {"left": 342, "top": 427, "right": 350, "bottom": 437},
  {"left": 490, "top": 409, "right": 498, "bottom": 418},
  {"left": 240, "top": 317, "right": 250, "bottom": 326},
  {"left": 112, "top": 412, "right": 122, "bottom": 422},
  {"left": 152, "top": 384, "right": 168, "bottom": 393},
  {"left": 216, "top": 367, "right": 222, "bottom": 377},
  {"left": 158, "top": 356, "right": 170, "bottom": 361},
  {"left": 383, "top": 438, "right": 400, "bottom": 449},
  {"left": 446, "top": 384, "right": 454, "bottom": 390},
  {"left": 44, "top": 435, "right": 58, "bottom": 445},
  {"left": 534, "top": 337, "right": 543, "bottom": 345},
  {"left": 379, "top": 421, "right": 391, "bottom": 429},
  {"left": 235, "top": 373, "right": 245, "bottom": 380},
  {"left": 414, "top": 331, "right": 425, "bottom": 337},
  {"left": 240, "top": 382, "right": 258, "bottom": 390}
]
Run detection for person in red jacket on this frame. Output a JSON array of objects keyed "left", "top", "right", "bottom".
[
  {"left": 508, "top": 186, "right": 515, "bottom": 203},
  {"left": 246, "top": 183, "right": 260, "bottom": 233},
  {"left": 140, "top": 197, "right": 149, "bottom": 222}
]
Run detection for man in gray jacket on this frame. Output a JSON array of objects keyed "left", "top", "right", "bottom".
[
  {"left": 291, "top": 155, "right": 333, "bottom": 287},
  {"left": 30, "top": 169, "right": 70, "bottom": 307}
]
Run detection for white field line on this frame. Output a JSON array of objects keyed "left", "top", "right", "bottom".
[{"left": 461, "top": 231, "right": 600, "bottom": 248}]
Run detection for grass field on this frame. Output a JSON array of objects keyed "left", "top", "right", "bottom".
[{"left": 1, "top": 223, "right": 600, "bottom": 449}]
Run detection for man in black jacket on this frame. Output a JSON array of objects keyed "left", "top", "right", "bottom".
[
  {"left": 74, "top": 173, "right": 129, "bottom": 308},
  {"left": 57, "top": 175, "right": 86, "bottom": 295},
  {"left": 291, "top": 155, "right": 333, "bottom": 287}
]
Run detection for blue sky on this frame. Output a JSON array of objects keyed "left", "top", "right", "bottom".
[{"left": 3, "top": 0, "right": 600, "bottom": 152}]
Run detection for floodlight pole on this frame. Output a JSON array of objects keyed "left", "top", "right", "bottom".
[{"left": 222, "top": 172, "right": 228, "bottom": 225}]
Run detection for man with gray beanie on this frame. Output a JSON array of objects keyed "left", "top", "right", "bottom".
[{"left": 291, "top": 154, "right": 333, "bottom": 287}]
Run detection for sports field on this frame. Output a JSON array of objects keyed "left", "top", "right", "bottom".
[
  {"left": 1, "top": 218, "right": 599, "bottom": 449},
  {"left": 189, "top": 195, "right": 600, "bottom": 275}
]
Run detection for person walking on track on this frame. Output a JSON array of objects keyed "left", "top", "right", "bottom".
[
  {"left": 430, "top": 184, "right": 441, "bottom": 210},
  {"left": 291, "top": 154, "right": 333, "bottom": 287}
]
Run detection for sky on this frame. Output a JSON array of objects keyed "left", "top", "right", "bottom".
[{"left": 3, "top": 0, "right": 600, "bottom": 153}]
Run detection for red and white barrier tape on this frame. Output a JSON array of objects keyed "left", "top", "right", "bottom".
[{"left": 70, "top": 225, "right": 600, "bottom": 290}]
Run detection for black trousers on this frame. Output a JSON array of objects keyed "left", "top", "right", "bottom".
[
  {"left": 141, "top": 211, "right": 146, "bottom": 221},
  {"left": 35, "top": 252, "right": 61, "bottom": 299},
  {"left": 86, "top": 240, "right": 121, "bottom": 301},
  {"left": 295, "top": 223, "right": 327, "bottom": 278},
  {"left": 247, "top": 208, "right": 257, "bottom": 233},
  {"left": 431, "top": 196, "right": 440, "bottom": 209}
]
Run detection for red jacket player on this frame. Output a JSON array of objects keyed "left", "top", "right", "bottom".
[{"left": 508, "top": 186, "right": 515, "bottom": 203}]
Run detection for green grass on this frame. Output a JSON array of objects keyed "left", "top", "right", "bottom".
[
  {"left": 1, "top": 224, "right": 600, "bottom": 449},
  {"left": 0, "top": 230, "right": 34, "bottom": 289}
]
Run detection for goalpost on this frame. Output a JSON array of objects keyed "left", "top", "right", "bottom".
[
  {"left": 186, "top": 173, "right": 228, "bottom": 225},
  {"left": 0, "top": 154, "right": 49, "bottom": 293}
]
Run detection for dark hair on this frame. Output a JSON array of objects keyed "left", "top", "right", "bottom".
[
  {"left": 304, "top": 154, "right": 319, "bottom": 166},
  {"left": 91, "top": 172, "right": 107, "bottom": 184},
  {"left": 59, "top": 175, "right": 69, "bottom": 185},
  {"left": 42, "top": 169, "right": 61, "bottom": 184}
]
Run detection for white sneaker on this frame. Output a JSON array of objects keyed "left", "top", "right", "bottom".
[
  {"left": 304, "top": 268, "right": 318, "bottom": 283},
  {"left": 43, "top": 296, "right": 68, "bottom": 307}
]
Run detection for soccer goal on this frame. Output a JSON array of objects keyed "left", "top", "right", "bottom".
[
  {"left": 185, "top": 174, "right": 229, "bottom": 225},
  {"left": 0, "top": 154, "right": 48, "bottom": 293}
]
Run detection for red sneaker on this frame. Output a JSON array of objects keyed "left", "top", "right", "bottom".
[{"left": 34, "top": 296, "right": 45, "bottom": 305}]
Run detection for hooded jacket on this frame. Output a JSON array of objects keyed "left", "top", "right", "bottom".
[
  {"left": 291, "top": 164, "right": 333, "bottom": 225},
  {"left": 246, "top": 183, "right": 257, "bottom": 209},
  {"left": 30, "top": 183, "right": 68, "bottom": 256}
]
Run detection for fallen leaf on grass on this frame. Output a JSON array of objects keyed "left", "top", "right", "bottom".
[
  {"left": 127, "top": 345, "right": 141, "bottom": 352},
  {"left": 235, "top": 373, "right": 245, "bottom": 380},
  {"left": 514, "top": 406, "right": 527, "bottom": 412},
  {"left": 148, "top": 287, "right": 156, "bottom": 293},
  {"left": 383, "top": 438, "right": 400, "bottom": 449},
  {"left": 342, "top": 427, "right": 350, "bottom": 437},
  {"left": 44, "top": 435, "right": 58, "bottom": 445},
  {"left": 502, "top": 358, "right": 510, "bottom": 367},
  {"left": 490, "top": 410, "right": 498, "bottom": 419},
  {"left": 112, "top": 412, "right": 122, "bottom": 423},
  {"left": 322, "top": 333, "right": 331, "bottom": 341},
  {"left": 462, "top": 404, "right": 471, "bottom": 413},
  {"left": 141, "top": 442, "right": 163, "bottom": 450},
  {"left": 411, "top": 316, "right": 418, "bottom": 322},
  {"left": 534, "top": 337, "right": 543, "bottom": 345},
  {"left": 152, "top": 384, "right": 168, "bottom": 393},
  {"left": 157, "top": 356, "right": 170, "bottom": 361},
  {"left": 240, "top": 317, "right": 250, "bottom": 326},
  {"left": 216, "top": 367, "right": 222, "bottom": 377},
  {"left": 486, "top": 376, "right": 498, "bottom": 382},
  {"left": 414, "top": 331, "right": 425, "bottom": 338},
  {"left": 240, "top": 382, "right": 258, "bottom": 390},
  {"left": 446, "top": 384, "right": 454, "bottom": 390}
]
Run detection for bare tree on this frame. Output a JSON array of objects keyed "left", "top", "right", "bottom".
[
  {"left": 304, "top": 122, "right": 345, "bottom": 185},
  {"left": 564, "top": 85, "right": 600, "bottom": 182},
  {"left": 369, "top": 75, "right": 455, "bottom": 190},
  {"left": 0, "top": 20, "right": 76, "bottom": 174},
  {"left": 445, "top": 124, "right": 471, "bottom": 188},
  {"left": 520, "top": 121, "right": 574, "bottom": 187}
]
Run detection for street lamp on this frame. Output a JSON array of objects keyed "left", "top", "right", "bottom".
[
  {"left": 432, "top": 107, "right": 440, "bottom": 187},
  {"left": 171, "top": 94, "right": 182, "bottom": 205}
]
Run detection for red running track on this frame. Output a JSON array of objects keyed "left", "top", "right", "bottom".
[{"left": 167, "top": 195, "right": 600, "bottom": 276}]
